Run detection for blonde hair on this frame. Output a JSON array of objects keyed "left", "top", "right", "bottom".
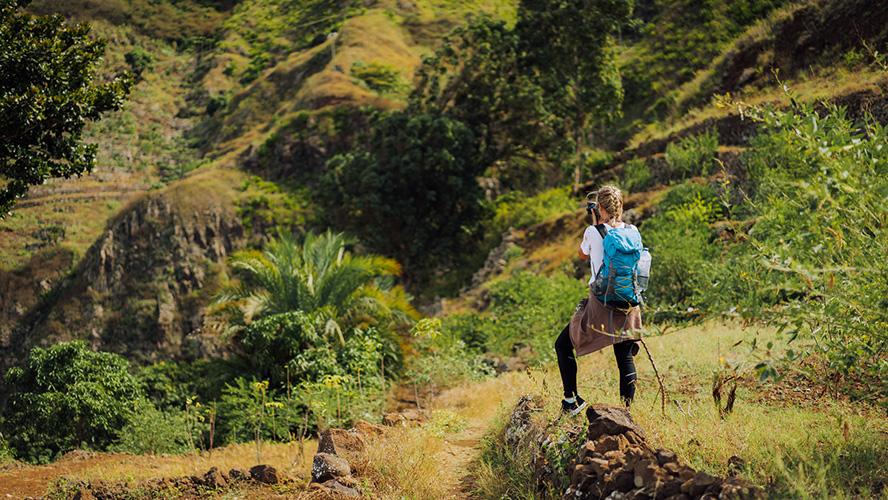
[{"left": 597, "top": 185, "right": 623, "bottom": 224}]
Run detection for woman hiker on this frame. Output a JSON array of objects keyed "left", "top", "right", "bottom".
[{"left": 554, "top": 185, "right": 643, "bottom": 414}]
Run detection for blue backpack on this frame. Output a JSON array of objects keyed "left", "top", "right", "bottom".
[{"left": 592, "top": 224, "right": 644, "bottom": 307}]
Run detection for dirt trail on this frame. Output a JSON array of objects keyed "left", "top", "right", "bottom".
[
  {"left": 0, "top": 452, "right": 131, "bottom": 498},
  {"left": 435, "top": 425, "right": 484, "bottom": 499}
]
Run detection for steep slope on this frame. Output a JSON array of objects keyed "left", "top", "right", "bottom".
[{"left": 3, "top": 169, "right": 250, "bottom": 369}]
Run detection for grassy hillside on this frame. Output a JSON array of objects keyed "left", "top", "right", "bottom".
[{"left": 616, "top": 0, "right": 888, "bottom": 144}]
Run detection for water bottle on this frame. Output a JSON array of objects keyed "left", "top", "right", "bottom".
[{"left": 637, "top": 248, "right": 651, "bottom": 291}]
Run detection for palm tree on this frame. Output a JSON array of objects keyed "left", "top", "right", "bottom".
[{"left": 210, "top": 229, "right": 418, "bottom": 344}]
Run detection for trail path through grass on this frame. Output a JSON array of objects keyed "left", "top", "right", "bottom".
[{"left": 436, "top": 424, "right": 484, "bottom": 498}]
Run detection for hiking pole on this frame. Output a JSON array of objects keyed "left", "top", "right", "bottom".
[{"left": 639, "top": 337, "right": 668, "bottom": 415}]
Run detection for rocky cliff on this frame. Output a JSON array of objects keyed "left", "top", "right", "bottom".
[{"left": 3, "top": 169, "right": 251, "bottom": 369}]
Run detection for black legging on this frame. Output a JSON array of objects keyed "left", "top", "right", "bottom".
[{"left": 554, "top": 324, "right": 637, "bottom": 405}]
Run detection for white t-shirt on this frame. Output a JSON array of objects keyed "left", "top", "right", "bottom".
[{"left": 580, "top": 221, "right": 627, "bottom": 285}]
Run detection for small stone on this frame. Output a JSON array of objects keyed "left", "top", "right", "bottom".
[
  {"left": 594, "top": 435, "right": 621, "bottom": 454},
  {"left": 663, "top": 462, "right": 682, "bottom": 475},
  {"left": 401, "top": 409, "right": 425, "bottom": 422},
  {"left": 682, "top": 471, "right": 717, "bottom": 497},
  {"left": 613, "top": 470, "right": 636, "bottom": 492},
  {"left": 317, "top": 428, "right": 366, "bottom": 459},
  {"left": 229, "top": 468, "right": 250, "bottom": 481},
  {"left": 604, "top": 449, "right": 626, "bottom": 464},
  {"left": 312, "top": 453, "right": 351, "bottom": 483},
  {"left": 203, "top": 467, "right": 227, "bottom": 489},
  {"left": 354, "top": 420, "right": 385, "bottom": 437},
  {"left": 660, "top": 479, "right": 683, "bottom": 498},
  {"left": 588, "top": 457, "right": 610, "bottom": 476},
  {"left": 586, "top": 404, "right": 647, "bottom": 441},
  {"left": 678, "top": 465, "right": 696, "bottom": 482},
  {"left": 382, "top": 413, "right": 403, "bottom": 426},
  {"left": 633, "top": 459, "right": 654, "bottom": 487},
  {"left": 625, "top": 431, "right": 647, "bottom": 446},
  {"left": 656, "top": 449, "right": 677, "bottom": 466},
  {"left": 337, "top": 475, "right": 358, "bottom": 488},
  {"left": 322, "top": 479, "right": 360, "bottom": 497},
  {"left": 250, "top": 464, "right": 280, "bottom": 485}
]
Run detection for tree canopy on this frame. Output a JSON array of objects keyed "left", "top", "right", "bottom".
[
  {"left": 0, "top": 0, "right": 132, "bottom": 215},
  {"left": 211, "top": 229, "right": 418, "bottom": 342},
  {"left": 321, "top": 111, "right": 484, "bottom": 288},
  {"left": 410, "top": 16, "right": 564, "bottom": 178},
  {"left": 516, "top": 0, "right": 633, "bottom": 190}
]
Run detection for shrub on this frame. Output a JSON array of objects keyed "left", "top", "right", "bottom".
[
  {"left": 665, "top": 130, "right": 719, "bottom": 177},
  {"left": 489, "top": 187, "right": 575, "bottom": 234},
  {"left": 124, "top": 46, "right": 154, "bottom": 78},
  {"left": 640, "top": 182, "right": 721, "bottom": 310},
  {"left": 621, "top": 158, "right": 652, "bottom": 190},
  {"left": 350, "top": 60, "right": 409, "bottom": 96},
  {"left": 2, "top": 341, "right": 144, "bottom": 463},
  {"left": 114, "top": 400, "right": 190, "bottom": 456},
  {"left": 440, "top": 271, "right": 587, "bottom": 361},
  {"left": 697, "top": 93, "right": 888, "bottom": 407}
]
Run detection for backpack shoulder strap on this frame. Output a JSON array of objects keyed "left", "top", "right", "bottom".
[{"left": 595, "top": 223, "right": 608, "bottom": 239}]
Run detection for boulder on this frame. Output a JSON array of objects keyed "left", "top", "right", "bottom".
[
  {"left": 249, "top": 464, "right": 280, "bottom": 484},
  {"left": 586, "top": 404, "right": 647, "bottom": 441},
  {"left": 382, "top": 413, "right": 404, "bottom": 426},
  {"left": 203, "top": 467, "right": 228, "bottom": 489},
  {"left": 229, "top": 468, "right": 250, "bottom": 481},
  {"left": 317, "top": 428, "right": 366, "bottom": 459},
  {"left": 353, "top": 419, "right": 385, "bottom": 437},
  {"left": 312, "top": 452, "right": 352, "bottom": 483}
]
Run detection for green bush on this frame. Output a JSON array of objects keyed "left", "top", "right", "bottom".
[
  {"left": 665, "top": 130, "right": 719, "bottom": 177},
  {"left": 621, "top": 158, "right": 652, "bottom": 190},
  {"left": 407, "top": 319, "right": 495, "bottom": 393},
  {"left": 114, "top": 399, "right": 191, "bottom": 456},
  {"left": 489, "top": 187, "right": 575, "bottom": 234},
  {"left": 351, "top": 60, "right": 409, "bottom": 96},
  {"left": 124, "top": 46, "right": 154, "bottom": 78},
  {"left": 2, "top": 341, "right": 144, "bottom": 463},
  {"left": 695, "top": 94, "right": 888, "bottom": 406},
  {"left": 440, "top": 271, "right": 587, "bottom": 361},
  {"left": 640, "top": 182, "right": 722, "bottom": 310}
]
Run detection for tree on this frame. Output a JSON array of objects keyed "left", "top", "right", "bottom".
[
  {"left": 2, "top": 341, "right": 144, "bottom": 463},
  {"left": 516, "top": 0, "right": 633, "bottom": 191},
  {"left": 0, "top": 0, "right": 132, "bottom": 215},
  {"left": 321, "top": 111, "right": 485, "bottom": 288},
  {"left": 410, "top": 16, "right": 565, "bottom": 180},
  {"left": 210, "top": 229, "right": 418, "bottom": 343}
]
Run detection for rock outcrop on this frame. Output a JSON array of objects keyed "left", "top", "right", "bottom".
[{"left": 4, "top": 171, "right": 251, "bottom": 367}]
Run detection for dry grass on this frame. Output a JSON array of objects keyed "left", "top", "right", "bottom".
[
  {"left": 354, "top": 426, "right": 449, "bottom": 500},
  {"left": 73, "top": 440, "right": 317, "bottom": 484}
]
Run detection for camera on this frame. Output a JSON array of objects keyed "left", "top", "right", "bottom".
[{"left": 585, "top": 200, "right": 600, "bottom": 220}]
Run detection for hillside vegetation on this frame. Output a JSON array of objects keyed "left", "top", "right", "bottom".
[{"left": 2, "top": 0, "right": 888, "bottom": 498}]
